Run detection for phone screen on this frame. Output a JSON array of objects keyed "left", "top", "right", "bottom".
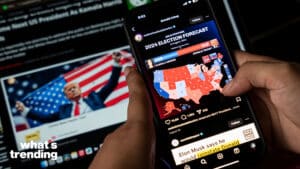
[{"left": 125, "top": 0, "right": 265, "bottom": 168}]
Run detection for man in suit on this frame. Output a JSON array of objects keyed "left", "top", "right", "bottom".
[{"left": 16, "top": 52, "right": 123, "bottom": 123}]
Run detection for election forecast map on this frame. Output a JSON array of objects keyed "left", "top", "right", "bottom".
[{"left": 153, "top": 53, "right": 231, "bottom": 116}]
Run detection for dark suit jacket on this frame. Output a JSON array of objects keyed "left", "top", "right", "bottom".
[{"left": 26, "top": 66, "right": 122, "bottom": 123}]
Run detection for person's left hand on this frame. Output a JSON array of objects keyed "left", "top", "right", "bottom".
[{"left": 88, "top": 67, "right": 155, "bottom": 169}]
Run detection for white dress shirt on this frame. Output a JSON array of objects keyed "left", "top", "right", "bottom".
[{"left": 71, "top": 99, "right": 93, "bottom": 117}]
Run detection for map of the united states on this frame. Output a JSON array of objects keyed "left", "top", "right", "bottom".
[{"left": 153, "top": 59, "right": 223, "bottom": 105}]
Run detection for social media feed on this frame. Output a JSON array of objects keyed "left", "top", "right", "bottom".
[{"left": 131, "top": 9, "right": 261, "bottom": 167}]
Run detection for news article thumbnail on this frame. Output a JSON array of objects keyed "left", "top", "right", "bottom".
[{"left": 2, "top": 49, "right": 134, "bottom": 132}]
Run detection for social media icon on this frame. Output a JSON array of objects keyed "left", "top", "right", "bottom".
[
  {"left": 200, "top": 159, "right": 207, "bottom": 165},
  {"left": 134, "top": 34, "right": 143, "bottom": 42},
  {"left": 56, "top": 156, "right": 63, "bottom": 164},
  {"left": 235, "top": 97, "right": 242, "bottom": 102},
  {"left": 48, "top": 159, "right": 56, "bottom": 166},
  {"left": 184, "top": 164, "right": 191, "bottom": 169},
  {"left": 233, "top": 147, "right": 240, "bottom": 154},
  {"left": 71, "top": 151, "right": 78, "bottom": 159},
  {"left": 128, "top": 0, "right": 150, "bottom": 8},
  {"left": 217, "top": 153, "right": 224, "bottom": 160},
  {"left": 171, "top": 139, "right": 179, "bottom": 147},
  {"left": 78, "top": 149, "right": 85, "bottom": 157},
  {"left": 165, "top": 120, "right": 171, "bottom": 125},
  {"left": 85, "top": 147, "right": 93, "bottom": 155},
  {"left": 40, "top": 160, "right": 48, "bottom": 168},
  {"left": 181, "top": 114, "right": 187, "bottom": 120},
  {"left": 63, "top": 153, "right": 71, "bottom": 161}
]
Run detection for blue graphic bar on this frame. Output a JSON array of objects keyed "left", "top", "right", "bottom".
[{"left": 153, "top": 51, "right": 178, "bottom": 64}]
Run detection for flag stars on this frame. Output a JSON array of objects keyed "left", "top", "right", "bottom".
[
  {"left": 32, "top": 83, "right": 38, "bottom": 89},
  {"left": 17, "top": 90, "right": 24, "bottom": 96},
  {"left": 22, "top": 81, "right": 29, "bottom": 87},
  {"left": 8, "top": 87, "right": 14, "bottom": 93}
]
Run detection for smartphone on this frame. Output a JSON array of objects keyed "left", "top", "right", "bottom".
[{"left": 124, "top": 0, "right": 265, "bottom": 168}]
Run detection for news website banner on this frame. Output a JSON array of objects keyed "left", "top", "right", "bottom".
[{"left": 0, "top": 0, "right": 153, "bottom": 168}]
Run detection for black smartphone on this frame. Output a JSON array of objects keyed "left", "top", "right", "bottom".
[{"left": 124, "top": 0, "right": 265, "bottom": 168}]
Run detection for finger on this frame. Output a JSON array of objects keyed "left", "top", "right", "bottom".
[
  {"left": 125, "top": 67, "right": 153, "bottom": 125},
  {"left": 234, "top": 51, "right": 278, "bottom": 67},
  {"left": 223, "top": 61, "right": 284, "bottom": 96}
]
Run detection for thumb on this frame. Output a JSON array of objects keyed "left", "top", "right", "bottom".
[
  {"left": 125, "top": 67, "right": 153, "bottom": 125},
  {"left": 223, "top": 61, "right": 284, "bottom": 96}
]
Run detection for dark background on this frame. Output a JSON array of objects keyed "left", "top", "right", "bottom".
[{"left": 233, "top": 0, "right": 300, "bottom": 62}]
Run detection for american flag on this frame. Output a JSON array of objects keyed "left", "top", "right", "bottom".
[{"left": 16, "top": 50, "right": 134, "bottom": 130}]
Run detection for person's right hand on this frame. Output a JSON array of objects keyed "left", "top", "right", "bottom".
[
  {"left": 223, "top": 51, "right": 300, "bottom": 155},
  {"left": 15, "top": 101, "right": 25, "bottom": 112}
]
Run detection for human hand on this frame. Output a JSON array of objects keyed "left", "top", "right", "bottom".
[
  {"left": 15, "top": 101, "right": 25, "bottom": 112},
  {"left": 88, "top": 67, "right": 155, "bottom": 169},
  {"left": 223, "top": 51, "right": 300, "bottom": 154}
]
